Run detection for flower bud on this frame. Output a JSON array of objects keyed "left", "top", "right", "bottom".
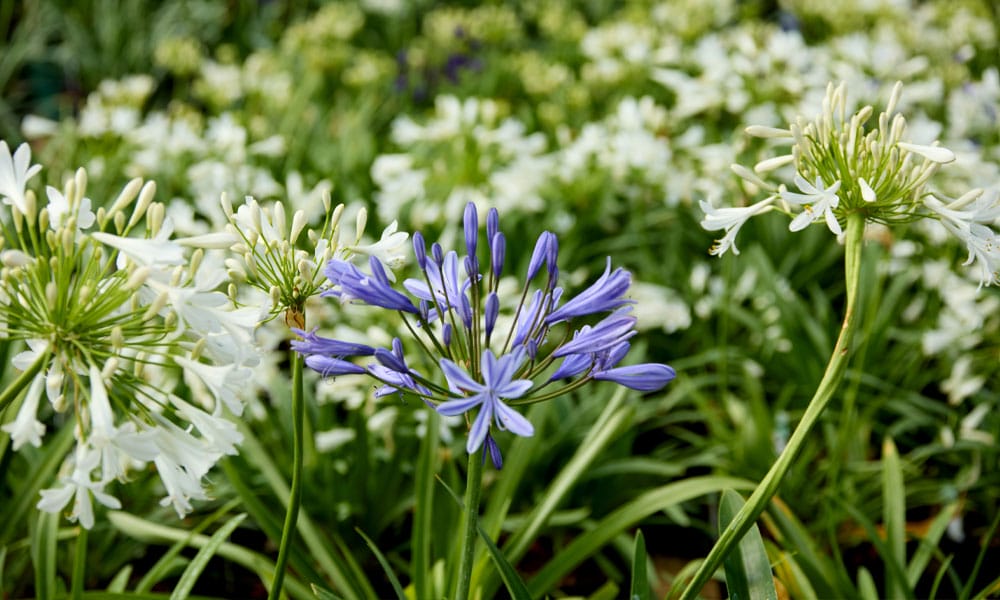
[
  {"left": 491, "top": 232, "right": 505, "bottom": 279},
  {"left": 413, "top": 231, "right": 427, "bottom": 269}
]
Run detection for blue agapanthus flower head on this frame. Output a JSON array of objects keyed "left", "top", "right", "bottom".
[{"left": 295, "top": 202, "right": 675, "bottom": 467}]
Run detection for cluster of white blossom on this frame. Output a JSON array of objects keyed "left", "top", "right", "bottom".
[{"left": 0, "top": 142, "right": 258, "bottom": 527}]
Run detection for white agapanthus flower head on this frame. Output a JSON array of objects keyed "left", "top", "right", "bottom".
[
  {"left": 0, "top": 141, "right": 258, "bottom": 527},
  {"left": 708, "top": 81, "right": 1000, "bottom": 287}
]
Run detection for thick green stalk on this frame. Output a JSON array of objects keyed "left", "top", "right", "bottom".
[
  {"left": 269, "top": 349, "right": 305, "bottom": 600},
  {"left": 455, "top": 449, "right": 485, "bottom": 600},
  {"left": 679, "top": 213, "right": 866, "bottom": 600},
  {"left": 0, "top": 351, "right": 48, "bottom": 415}
]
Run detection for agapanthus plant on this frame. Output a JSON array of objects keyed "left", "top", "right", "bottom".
[
  {"left": 682, "top": 81, "right": 1000, "bottom": 599},
  {"left": 0, "top": 142, "right": 258, "bottom": 529},
  {"left": 292, "top": 201, "right": 674, "bottom": 600}
]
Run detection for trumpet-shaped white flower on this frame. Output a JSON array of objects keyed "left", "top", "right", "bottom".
[
  {"left": 174, "top": 356, "right": 251, "bottom": 417},
  {"left": 85, "top": 365, "right": 159, "bottom": 481},
  {"left": 0, "top": 141, "right": 42, "bottom": 217},
  {"left": 1, "top": 376, "right": 46, "bottom": 450},
  {"left": 699, "top": 197, "right": 775, "bottom": 256},
  {"left": 924, "top": 194, "right": 1000, "bottom": 287},
  {"left": 151, "top": 419, "right": 219, "bottom": 517},
  {"left": 781, "top": 175, "right": 843, "bottom": 234},
  {"left": 37, "top": 446, "right": 121, "bottom": 530}
]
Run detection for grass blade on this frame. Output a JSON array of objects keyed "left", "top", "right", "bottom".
[
  {"left": 109, "top": 511, "right": 312, "bottom": 600},
  {"left": 527, "top": 476, "right": 753, "bottom": 596},
  {"left": 906, "top": 502, "right": 958, "bottom": 587},
  {"left": 170, "top": 513, "right": 247, "bottom": 600},
  {"left": 718, "top": 490, "right": 777, "bottom": 600},
  {"left": 354, "top": 528, "right": 406, "bottom": 600},
  {"left": 476, "top": 521, "right": 531, "bottom": 600},
  {"left": 882, "top": 437, "right": 906, "bottom": 600},
  {"left": 411, "top": 409, "right": 439, "bottom": 600},
  {"left": 32, "top": 509, "right": 59, "bottom": 600},
  {"left": 629, "top": 530, "right": 650, "bottom": 600}
]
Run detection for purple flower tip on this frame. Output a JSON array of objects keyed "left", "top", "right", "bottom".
[
  {"left": 305, "top": 355, "right": 367, "bottom": 377},
  {"left": 594, "top": 364, "right": 676, "bottom": 392},
  {"left": 545, "top": 258, "right": 632, "bottom": 324},
  {"left": 325, "top": 258, "right": 419, "bottom": 314},
  {"left": 491, "top": 232, "right": 505, "bottom": 278},
  {"left": 413, "top": 231, "right": 427, "bottom": 269},
  {"left": 464, "top": 202, "right": 478, "bottom": 260}
]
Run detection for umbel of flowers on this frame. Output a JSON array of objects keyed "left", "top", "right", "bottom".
[
  {"left": 292, "top": 201, "right": 676, "bottom": 463},
  {"left": 0, "top": 142, "right": 258, "bottom": 528},
  {"left": 702, "top": 81, "right": 1000, "bottom": 288}
]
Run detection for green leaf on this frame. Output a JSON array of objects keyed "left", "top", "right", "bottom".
[
  {"left": 629, "top": 530, "right": 650, "bottom": 600},
  {"left": 857, "top": 567, "right": 879, "bottom": 600},
  {"left": 354, "top": 528, "right": 406, "bottom": 600},
  {"left": 109, "top": 511, "right": 313, "bottom": 600},
  {"left": 963, "top": 509, "right": 1000, "bottom": 600},
  {"left": 105, "top": 565, "right": 132, "bottom": 593},
  {"left": 476, "top": 523, "right": 531, "bottom": 600},
  {"left": 32, "top": 509, "right": 60, "bottom": 600},
  {"left": 833, "top": 499, "right": 915, "bottom": 600},
  {"left": 136, "top": 500, "right": 240, "bottom": 593},
  {"left": 1, "top": 423, "right": 75, "bottom": 546},
  {"left": 770, "top": 550, "right": 818, "bottom": 600},
  {"left": 906, "top": 502, "right": 958, "bottom": 587},
  {"left": 588, "top": 580, "right": 620, "bottom": 600},
  {"left": 718, "top": 490, "right": 777, "bottom": 600},
  {"left": 310, "top": 584, "right": 345, "bottom": 600},
  {"left": 170, "top": 513, "right": 247, "bottom": 600},
  {"left": 882, "top": 437, "right": 906, "bottom": 600},
  {"left": 527, "top": 476, "right": 753, "bottom": 596},
  {"left": 411, "top": 408, "right": 439, "bottom": 600}
]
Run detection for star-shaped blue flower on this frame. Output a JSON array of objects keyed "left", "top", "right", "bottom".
[{"left": 437, "top": 349, "right": 535, "bottom": 453}]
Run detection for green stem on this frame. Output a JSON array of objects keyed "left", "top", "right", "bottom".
[
  {"left": 0, "top": 350, "right": 49, "bottom": 415},
  {"left": 71, "top": 526, "right": 87, "bottom": 600},
  {"left": 269, "top": 350, "right": 305, "bottom": 600},
  {"left": 455, "top": 448, "right": 485, "bottom": 600},
  {"left": 679, "top": 213, "right": 866, "bottom": 600}
]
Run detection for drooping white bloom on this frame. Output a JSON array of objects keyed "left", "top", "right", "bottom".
[
  {"left": 699, "top": 197, "right": 775, "bottom": 256},
  {"left": 174, "top": 356, "right": 251, "bottom": 416},
  {"left": 173, "top": 397, "right": 242, "bottom": 455},
  {"left": 37, "top": 446, "right": 122, "bottom": 530},
  {"left": 0, "top": 141, "right": 42, "bottom": 217},
  {"left": 151, "top": 419, "right": 219, "bottom": 517},
  {"left": 781, "top": 175, "right": 843, "bottom": 234},
  {"left": 924, "top": 194, "right": 1000, "bottom": 288},
  {"left": 1, "top": 376, "right": 46, "bottom": 450},
  {"left": 85, "top": 365, "right": 159, "bottom": 481}
]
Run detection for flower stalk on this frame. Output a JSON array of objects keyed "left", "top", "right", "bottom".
[
  {"left": 679, "top": 211, "right": 865, "bottom": 600},
  {"left": 269, "top": 348, "right": 305, "bottom": 600},
  {"left": 455, "top": 448, "right": 485, "bottom": 600}
]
